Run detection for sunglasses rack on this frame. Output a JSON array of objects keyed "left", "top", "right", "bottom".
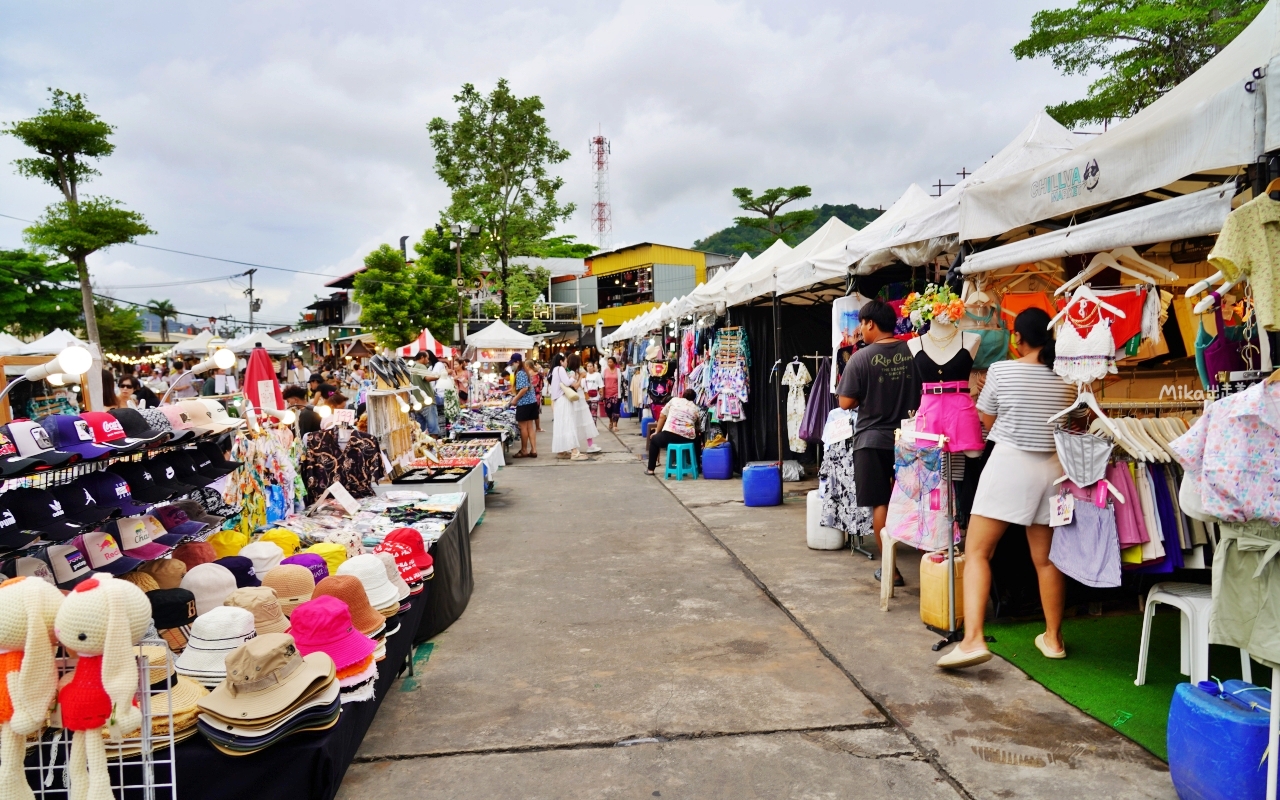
[{"left": 25, "top": 639, "right": 179, "bottom": 800}]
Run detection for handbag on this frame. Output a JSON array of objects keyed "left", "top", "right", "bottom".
[{"left": 561, "top": 385, "right": 580, "bottom": 402}]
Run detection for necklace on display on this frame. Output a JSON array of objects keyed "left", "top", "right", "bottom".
[{"left": 927, "top": 325, "right": 960, "bottom": 348}]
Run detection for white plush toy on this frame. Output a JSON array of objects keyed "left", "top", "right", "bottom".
[{"left": 0, "top": 576, "right": 64, "bottom": 800}]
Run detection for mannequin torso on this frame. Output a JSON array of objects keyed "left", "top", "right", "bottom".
[{"left": 907, "top": 322, "right": 981, "bottom": 364}]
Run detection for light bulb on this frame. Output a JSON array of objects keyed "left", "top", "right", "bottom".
[
  {"left": 56, "top": 346, "right": 93, "bottom": 376},
  {"left": 412, "top": 402, "right": 423, "bottom": 411},
  {"left": 281, "top": 409, "right": 297, "bottom": 425},
  {"left": 212, "top": 348, "right": 236, "bottom": 369},
  {"left": 316, "top": 405, "right": 332, "bottom": 419}
]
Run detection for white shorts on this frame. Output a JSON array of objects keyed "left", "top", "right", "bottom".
[{"left": 970, "top": 442, "right": 1063, "bottom": 526}]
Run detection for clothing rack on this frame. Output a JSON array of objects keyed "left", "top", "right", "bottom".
[{"left": 1096, "top": 399, "right": 1206, "bottom": 411}]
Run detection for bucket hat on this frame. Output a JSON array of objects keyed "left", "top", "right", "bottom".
[
  {"left": 151, "top": 505, "right": 207, "bottom": 539},
  {"left": 303, "top": 542, "right": 347, "bottom": 576},
  {"left": 214, "top": 556, "right": 261, "bottom": 588},
  {"left": 139, "top": 557, "right": 187, "bottom": 590},
  {"left": 258, "top": 529, "right": 300, "bottom": 557},
  {"left": 240, "top": 541, "right": 284, "bottom": 575},
  {"left": 197, "top": 633, "right": 335, "bottom": 722},
  {"left": 6, "top": 486, "right": 87, "bottom": 541},
  {"left": 374, "top": 551, "right": 411, "bottom": 601},
  {"left": 75, "top": 471, "right": 150, "bottom": 517},
  {"left": 207, "top": 529, "right": 248, "bottom": 559},
  {"left": 280, "top": 553, "right": 328, "bottom": 584},
  {"left": 173, "top": 541, "right": 217, "bottom": 571},
  {"left": 224, "top": 586, "right": 290, "bottom": 636},
  {"left": 383, "top": 528, "right": 434, "bottom": 579},
  {"left": 288, "top": 595, "right": 379, "bottom": 670},
  {"left": 337, "top": 554, "right": 401, "bottom": 610},
  {"left": 73, "top": 529, "right": 143, "bottom": 576},
  {"left": 3, "top": 420, "right": 73, "bottom": 467},
  {"left": 50, "top": 481, "right": 120, "bottom": 527},
  {"left": 39, "top": 414, "right": 112, "bottom": 460},
  {"left": 311, "top": 575, "right": 384, "bottom": 636},
  {"left": 176, "top": 605, "right": 257, "bottom": 685},
  {"left": 44, "top": 543, "right": 91, "bottom": 588},
  {"left": 181, "top": 562, "right": 239, "bottom": 615},
  {"left": 107, "top": 408, "right": 169, "bottom": 446},
  {"left": 261, "top": 564, "right": 315, "bottom": 616},
  {"left": 79, "top": 411, "right": 147, "bottom": 453}
]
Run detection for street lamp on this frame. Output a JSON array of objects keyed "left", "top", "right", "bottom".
[{"left": 439, "top": 223, "right": 482, "bottom": 347}]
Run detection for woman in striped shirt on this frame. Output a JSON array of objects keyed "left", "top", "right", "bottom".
[{"left": 937, "top": 307, "right": 1077, "bottom": 670}]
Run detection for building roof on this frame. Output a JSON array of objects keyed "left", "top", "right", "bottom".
[{"left": 587, "top": 242, "right": 728, "bottom": 261}]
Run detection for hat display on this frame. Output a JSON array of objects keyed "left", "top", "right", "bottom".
[
  {"left": 5, "top": 486, "right": 88, "bottom": 541},
  {"left": 311, "top": 575, "right": 384, "bottom": 636},
  {"left": 118, "top": 570, "right": 160, "bottom": 593},
  {"left": 148, "top": 586, "right": 199, "bottom": 654},
  {"left": 181, "top": 562, "right": 239, "bottom": 616},
  {"left": 0, "top": 493, "right": 38, "bottom": 552},
  {"left": 109, "top": 461, "right": 177, "bottom": 504},
  {"left": 141, "top": 407, "right": 196, "bottom": 443},
  {"left": 107, "top": 408, "right": 170, "bottom": 446},
  {"left": 373, "top": 541, "right": 421, "bottom": 595},
  {"left": 288, "top": 595, "right": 378, "bottom": 670},
  {"left": 337, "top": 554, "right": 400, "bottom": 611},
  {"left": 207, "top": 529, "right": 248, "bottom": 559},
  {"left": 73, "top": 529, "right": 143, "bottom": 576},
  {"left": 224, "top": 587, "right": 290, "bottom": 636},
  {"left": 214, "top": 556, "right": 261, "bottom": 589},
  {"left": 79, "top": 411, "right": 147, "bottom": 452},
  {"left": 39, "top": 414, "right": 112, "bottom": 460},
  {"left": 0, "top": 427, "right": 51, "bottom": 476},
  {"left": 261, "top": 565, "right": 314, "bottom": 616},
  {"left": 198, "top": 399, "right": 245, "bottom": 431},
  {"left": 258, "top": 528, "right": 300, "bottom": 557},
  {"left": 322, "top": 530, "right": 363, "bottom": 560},
  {"left": 150, "top": 451, "right": 215, "bottom": 490},
  {"left": 75, "top": 471, "right": 150, "bottom": 517},
  {"left": 280, "top": 553, "right": 328, "bottom": 584},
  {"left": 139, "top": 557, "right": 187, "bottom": 590},
  {"left": 173, "top": 499, "right": 224, "bottom": 528},
  {"left": 108, "top": 515, "right": 177, "bottom": 560},
  {"left": 152, "top": 505, "right": 207, "bottom": 539},
  {"left": 161, "top": 403, "right": 207, "bottom": 438},
  {"left": 174, "top": 541, "right": 217, "bottom": 571},
  {"left": 144, "top": 457, "right": 198, "bottom": 498},
  {"left": 11, "top": 555, "right": 56, "bottom": 585},
  {"left": 183, "top": 400, "right": 238, "bottom": 435},
  {"left": 193, "top": 442, "right": 242, "bottom": 476},
  {"left": 303, "top": 542, "right": 347, "bottom": 576},
  {"left": 50, "top": 481, "right": 120, "bottom": 527},
  {"left": 176, "top": 605, "right": 257, "bottom": 687},
  {"left": 44, "top": 543, "right": 91, "bottom": 587},
  {"left": 196, "top": 633, "right": 338, "bottom": 755},
  {"left": 383, "top": 528, "right": 434, "bottom": 579},
  {"left": 374, "top": 551, "right": 411, "bottom": 602},
  {"left": 240, "top": 541, "right": 284, "bottom": 575},
  {"left": 3, "top": 420, "right": 73, "bottom": 467}
]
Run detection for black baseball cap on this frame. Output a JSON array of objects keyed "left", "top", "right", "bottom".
[
  {"left": 107, "top": 408, "right": 170, "bottom": 446},
  {"left": 148, "top": 587, "right": 198, "bottom": 630},
  {"left": 153, "top": 452, "right": 216, "bottom": 489},
  {"left": 146, "top": 457, "right": 197, "bottom": 498},
  {"left": 50, "top": 481, "right": 120, "bottom": 527},
  {"left": 195, "top": 442, "right": 242, "bottom": 476},
  {"left": 0, "top": 496, "right": 38, "bottom": 551},
  {"left": 76, "top": 471, "right": 149, "bottom": 517},
  {"left": 109, "top": 461, "right": 176, "bottom": 504},
  {"left": 3, "top": 487, "right": 86, "bottom": 541}
]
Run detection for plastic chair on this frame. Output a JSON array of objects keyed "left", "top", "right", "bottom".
[
  {"left": 664, "top": 443, "right": 698, "bottom": 480},
  {"left": 1136, "top": 582, "right": 1253, "bottom": 686}
]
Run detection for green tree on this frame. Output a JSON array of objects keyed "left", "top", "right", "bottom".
[
  {"left": 535, "top": 235, "right": 596, "bottom": 258},
  {"left": 731, "top": 186, "right": 818, "bottom": 248},
  {"left": 1013, "top": 0, "right": 1266, "bottom": 127},
  {"left": 428, "top": 79, "right": 575, "bottom": 320},
  {"left": 486, "top": 264, "right": 551, "bottom": 333},
  {"left": 145, "top": 298, "right": 177, "bottom": 341},
  {"left": 3, "top": 90, "right": 154, "bottom": 348},
  {"left": 92, "top": 296, "right": 143, "bottom": 353},
  {"left": 695, "top": 202, "right": 884, "bottom": 257},
  {"left": 0, "top": 249, "right": 82, "bottom": 336},
  {"left": 353, "top": 243, "right": 454, "bottom": 349}
]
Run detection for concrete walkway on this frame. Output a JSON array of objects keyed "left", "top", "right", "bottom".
[{"left": 341, "top": 412, "right": 1175, "bottom": 799}]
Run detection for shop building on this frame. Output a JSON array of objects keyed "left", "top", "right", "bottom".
[{"left": 568, "top": 243, "right": 733, "bottom": 330}]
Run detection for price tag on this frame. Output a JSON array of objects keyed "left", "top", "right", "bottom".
[
  {"left": 1049, "top": 492, "right": 1075, "bottom": 527},
  {"left": 335, "top": 409, "right": 355, "bottom": 426},
  {"left": 322, "top": 482, "right": 361, "bottom": 516}
]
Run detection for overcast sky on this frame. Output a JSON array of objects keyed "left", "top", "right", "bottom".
[{"left": 0, "top": 0, "right": 1088, "bottom": 330}]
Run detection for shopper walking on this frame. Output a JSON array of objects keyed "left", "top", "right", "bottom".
[
  {"left": 567, "top": 353, "right": 601, "bottom": 454},
  {"left": 510, "top": 358, "right": 539, "bottom": 458},
  {"left": 529, "top": 360, "right": 545, "bottom": 432},
  {"left": 549, "top": 354, "right": 590, "bottom": 460},
  {"left": 582, "top": 360, "right": 603, "bottom": 419},
  {"left": 602, "top": 356, "right": 622, "bottom": 432},
  {"left": 837, "top": 299, "right": 919, "bottom": 586},
  {"left": 936, "top": 307, "right": 1076, "bottom": 669}
]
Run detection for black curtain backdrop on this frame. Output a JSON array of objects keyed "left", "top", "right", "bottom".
[{"left": 724, "top": 303, "right": 832, "bottom": 472}]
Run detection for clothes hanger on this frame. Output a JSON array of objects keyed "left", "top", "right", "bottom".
[
  {"left": 1192, "top": 283, "right": 1241, "bottom": 314},
  {"left": 1055, "top": 251, "right": 1159, "bottom": 297},
  {"left": 1049, "top": 388, "right": 1136, "bottom": 451},
  {"left": 1111, "top": 246, "right": 1180, "bottom": 281},
  {"left": 1049, "top": 285, "right": 1128, "bottom": 328},
  {"left": 1136, "top": 417, "right": 1177, "bottom": 461}
]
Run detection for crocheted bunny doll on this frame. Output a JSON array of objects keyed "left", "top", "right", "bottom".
[
  {"left": 53, "top": 575, "right": 151, "bottom": 800},
  {"left": 0, "top": 577, "right": 64, "bottom": 800}
]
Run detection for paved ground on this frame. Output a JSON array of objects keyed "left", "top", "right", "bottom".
[{"left": 342, "top": 412, "right": 1175, "bottom": 799}]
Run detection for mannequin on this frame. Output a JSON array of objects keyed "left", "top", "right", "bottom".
[
  {"left": 907, "top": 320, "right": 981, "bottom": 365},
  {"left": 908, "top": 320, "right": 985, "bottom": 457}
]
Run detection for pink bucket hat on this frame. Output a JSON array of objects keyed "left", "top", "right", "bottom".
[{"left": 287, "top": 595, "right": 377, "bottom": 671}]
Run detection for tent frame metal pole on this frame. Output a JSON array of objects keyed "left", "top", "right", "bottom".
[{"left": 773, "top": 291, "right": 784, "bottom": 466}]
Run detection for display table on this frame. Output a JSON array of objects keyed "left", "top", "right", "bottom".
[
  {"left": 379, "top": 464, "right": 484, "bottom": 533},
  {"left": 415, "top": 515, "right": 473, "bottom": 644}
]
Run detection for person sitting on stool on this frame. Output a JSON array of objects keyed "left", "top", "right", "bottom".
[{"left": 646, "top": 389, "right": 704, "bottom": 475}]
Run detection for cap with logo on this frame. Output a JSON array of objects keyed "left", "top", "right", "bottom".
[
  {"left": 383, "top": 528, "right": 433, "bottom": 579},
  {"left": 5, "top": 487, "right": 87, "bottom": 541},
  {"left": 194, "top": 442, "right": 241, "bottom": 476},
  {"left": 141, "top": 407, "right": 196, "bottom": 443},
  {"left": 79, "top": 411, "right": 148, "bottom": 452},
  {"left": 198, "top": 399, "right": 245, "bottom": 432},
  {"left": 148, "top": 456, "right": 198, "bottom": 497},
  {"left": 148, "top": 587, "right": 198, "bottom": 651},
  {"left": 152, "top": 505, "right": 207, "bottom": 539},
  {"left": 3, "top": 420, "right": 73, "bottom": 467},
  {"left": 0, "top": 495, "right": 39, "bottom": 552},
  {"left": 0, "top": 427, "right": 50, "bottom": 476},
  {"left": 162, "top": 403, "right": 211, "bottom": 438},
  {"left": 74, "top": 471, "right": 149, "bottom": 517},
  {"left": 50, "top": 481, "right": 119, "bottom": 527},
  {"left": 73, "top": 528, "right": 143, "bottom": 576},
  {"left": 152, "top": 451, "right": 215, "bottom": 489},
  {"left": 10, "top": 555, "right": 56, "bottom": 585},
  {"left": 107, "top": 408, "right": 169, "bottom": 446},
  {"left": 109, "top": 461, "right": 183, "bottom": 503},
  {"left": 108, "top": 515, "right": 178, "bottom": 560},
  {"left": 280, "top": 553, "right": 328, "bottom": 584},
  {"left": 214, "top": 556, "right": 260, "bottom": 588},
  {"left": 182, "top": 399, "right": 238, "bottom": 435},
  {"left": 39, "top": 415, "right": 112, "bottom": 460},
  {"left": 44, "top": 543, "right": 91, "bottom": 588},
  {"left": 139, "top": 557, "right": 187, "bottom": 590}
]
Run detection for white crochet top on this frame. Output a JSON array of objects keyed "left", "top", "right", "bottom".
[{"left": 1054, "top": 317, "right": 1116, "bottom": 384}]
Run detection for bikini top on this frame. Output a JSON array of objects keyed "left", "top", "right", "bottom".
[
  {"left": 912, "top": 346, "right": 974, "bottom": 383},
  {"left": 1053, "top": 427, "right": 1113, "bottom": 487},
  {"left": 1054, "top": 316, "right": 1116, "bottom": 384}
]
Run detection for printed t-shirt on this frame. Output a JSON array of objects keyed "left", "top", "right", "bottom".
[
  {"left": 836, "top": 339, "right": 919, "bottom": 451},
  {"left": 662, "top": 398, "right": 700, "bottom": 439}
]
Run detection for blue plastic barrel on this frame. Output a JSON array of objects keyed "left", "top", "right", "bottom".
[
  {"left": 702, "top": 444, "right": 733, "bottom": 480},
  {"left": 1168, "top": 680, "right": 1271, "bottom": 800},
  {"left": 743, "top": 461, "right": 782, "bottom": 506},
  {"left": 641, "top": 417, "right": 653, "bottom": 437}
]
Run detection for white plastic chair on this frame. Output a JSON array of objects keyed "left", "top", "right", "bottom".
[{"left": 1135, "top": 582, "right": 1253, "bottom": 686}]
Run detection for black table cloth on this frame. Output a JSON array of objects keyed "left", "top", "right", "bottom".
[{"left": 415, "top": 514, "right": 473, "bottom": 644}]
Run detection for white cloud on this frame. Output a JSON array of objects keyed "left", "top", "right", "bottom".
[{"left": 0, "top": 0, "right": 1088, "bottom": 324}]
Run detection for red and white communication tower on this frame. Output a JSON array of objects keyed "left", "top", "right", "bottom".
[{"left": 589, "top": 130, "right": 612, "bottom": 251}]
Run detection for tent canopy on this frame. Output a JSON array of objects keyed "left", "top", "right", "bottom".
[
  {"left": 169, "top": 329, "right": 224, "bottom": 356},
  {"left": 398, "top": 328, "right": 455, "bottom": 359},
  {"left": 465, "top": 319, "right": 535, "bottom": 349},
  {"left": 19, "top": 329, "right": 88, "bottom": 356},
  {"left": 224, "top": 330, "right": 292, "bottom": 355},
  {"left": 0, "top": 333, "right": 25, "bottom": 356},
  {"left": 715, "top": 238, "right": 798, "bottom": 308},
  {"left": 960, "top": 1, "right": 1280, "bottom": 240}
]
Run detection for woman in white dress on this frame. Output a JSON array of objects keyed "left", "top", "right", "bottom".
[
  {"left": 550, "top": 354, "right": 590, "bottom": 460},
  {"left": 566, "top": 353, "right": 601, "bottom": 453}
]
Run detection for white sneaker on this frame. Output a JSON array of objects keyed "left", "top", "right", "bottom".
[{"left": 585, "top": 447, "right": 602, "bottom": 454}]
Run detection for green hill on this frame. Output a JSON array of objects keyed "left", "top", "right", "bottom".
[{"left": 693, "top": 203, "right": 884, "bottom": 256}]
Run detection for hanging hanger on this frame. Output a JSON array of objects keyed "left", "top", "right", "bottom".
[
  {"left": 1268, "top": 177, "right": 1280, "bottom": 199},
  {"left": 1193, "top": 283, "right": 1241, "bottom": 314},
  {"left": 1055, "top": 251, "right": 1162, "bottom": 297},
  {"left": 1111, "top": 246, "right": 1180, "bottom": 281},
  {"left": 1050, "top": 387, "right": 1150, "bottom": 460},
  {"left": 1049, "top": 285, "right": 1128, "bottom": 328}
]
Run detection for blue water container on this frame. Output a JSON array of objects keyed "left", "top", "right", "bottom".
[
  {"left": 702, "top": 444, "right": 733, "bottom": 480},
  {"left": 641, "top": 418, "right": 654, "bottom": 437},
  {"left": 1168, "top": 680, "right": 1271, "bottom": 800},
  {"left": 743, "top": 461, "right": 782, "bottom": 506}
]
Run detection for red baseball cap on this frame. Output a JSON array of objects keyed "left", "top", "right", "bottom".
[
  {"left": 382, "top": 528, "right": 433, "bottom": 578},
  {"left": 79, "top": 411, "right": 146, "bottom": 452},
  {"left": 374, "top": 541, "right": 420, "bottom": 590}
]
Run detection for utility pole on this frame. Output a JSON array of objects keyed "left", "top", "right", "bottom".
[{"left": 244, "top": 268, "right": 258, "bottom": 332}]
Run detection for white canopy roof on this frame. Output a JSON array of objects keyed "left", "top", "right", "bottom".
[
  {"left": 714, "top": 238, "right": 799, "bottom": 308},
  {"left": 855, "top": 114, "right": 1079, "bottom": 272},
  {"left": 19, "top": 329, "right": 88, "bottom": 355},
  {"left": 726, "top": 216, "right": 859, "bottom": 306},
  {"left": 169, "top": 329, "right": 224, "bottom": 355},
  {"left": 961, "top": 184, "right": 1235, "bottom": 274},
  {"left": 225, "top": 330, "right": 292, "bottom": 355},
  {"left": 466, "top": 319, "right": 535, "bottom": 349},
  {"left": 961, "top": 0, "right": 1280, "bottom": 240},
  {"left": 0, "top": 333, "right": 24, "bottom": 355},
  {"left": 776, "top": 185, "right": 934, "bottom": 291}
]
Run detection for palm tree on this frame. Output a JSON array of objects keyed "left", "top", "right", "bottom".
[{"left": 146, "top": 299, "right": 178, "bottom": 342}]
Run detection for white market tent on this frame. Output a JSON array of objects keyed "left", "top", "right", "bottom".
[
  {"left": 19, "top": 329, "right": 89, "bottom": 355},
  {"left": 719, "top": 217, "right": 857, "bottom": 309},
  {"left": 0, "top": 333, "right": 24, "bottom": 355},
  {"left": 466, "top": 319, "right": 535, "bottom": 349},
  {"left": 713, "top": 239, "right": 797, "bottom": 309},
  {"left": 224, "top": 330, "right": 292, "bottom": 355},
  {"left": 169, "top": 329, "right": 224, "bottom": 356},
  {"left": 960, "top": 0, "right": 1280, "bottom": 241}
]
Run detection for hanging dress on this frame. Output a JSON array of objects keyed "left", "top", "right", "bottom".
[{"left": 781, "top": 361, "right": 812, "bottom": 453}]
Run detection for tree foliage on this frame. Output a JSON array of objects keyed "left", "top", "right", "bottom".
[
  {"left": 1013, "top": 0, "right": 1266, "bottom": 127},
  {"left": 92, "top": 296, "right": 143, "bottom": 353},
  {"left": 0, "top": 250, "right": 82, "bottom": 336},
  {"left": 145, "top": 299, "right": 177, "bottom": 341},
  {"left": 428, "top": 79, "right": 574, "bottom": 319},
  {"left": 3, "top": 89, "right": 153, "bottom": 347},
  {"left": 731, "top": 186, "right": 818, "bottom": 247},
  {"left": 353, "top": 243, "right": 455, "bottom": 349},
  {"left": 695, "top": 203, "right": 884, "bottom": 257},
  {"left": 534, "top": 235, "right": 596, "bottom": 258},
  {"left": 485, "top": 265, "right": 551, "bottom": 333}
]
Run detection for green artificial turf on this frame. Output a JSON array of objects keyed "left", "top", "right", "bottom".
[{"left": 986, "top": 611, "right": 1270, "bottom": 760}]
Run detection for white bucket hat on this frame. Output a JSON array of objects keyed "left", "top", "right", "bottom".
[
  {"left": 336, "top": 554, "right": 401, "bottom": 610},
  {"left": 239, "top": 541, "right": 284, "bottom": 575},
  {"left": 175, "top": 606, "right": 257, "bottom": 686}
]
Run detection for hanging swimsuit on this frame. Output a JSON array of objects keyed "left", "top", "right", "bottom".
[
  {"left": 1053, "top": 427, "right": 1113, "bottom": 487},
  {"left": 912, "top": 347, "right": 985, "bottom": 452},
  {"left": 1054, "top": 315, "right": 1116, "bottom": 384},
  {"left": 959, "top": 307, "right": 1009, "bottom": 369}
]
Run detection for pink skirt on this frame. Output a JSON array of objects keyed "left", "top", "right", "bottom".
[{"left": 916, "top": 383, "right": 985, "bottom": 452}]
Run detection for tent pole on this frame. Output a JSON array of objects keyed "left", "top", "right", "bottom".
[{"left": 773, "top": 291, "right": 784, "bottom": 464}]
